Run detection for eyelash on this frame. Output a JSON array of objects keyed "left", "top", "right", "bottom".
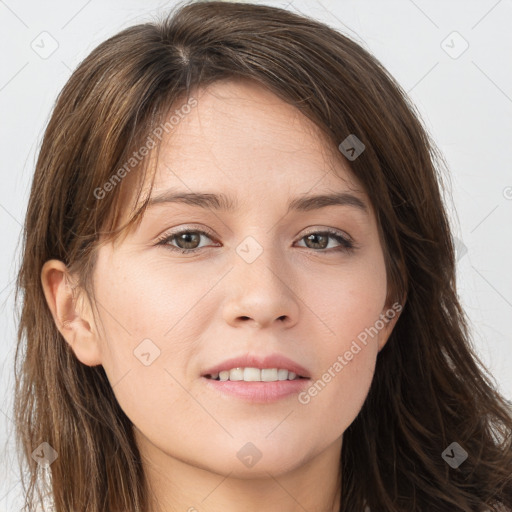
[{"left": 155, "top": 226, "right": 357, "bottom": 255}]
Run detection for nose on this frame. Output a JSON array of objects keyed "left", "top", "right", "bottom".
[{"left": 221, "top": 246, "right": 300, "bottom": 329}]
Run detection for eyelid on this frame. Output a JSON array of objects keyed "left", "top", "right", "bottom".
[
  {"left": 297, "top": 227, "right": 357, "bottom": 252},
  {"left": 301, "top": 226, "right": 353, "bottom": 242},
  {"left": 156, "top": 225, "right": 351, "bottom": 242},
  {"left": 156, "top": 224, "right": 217, "bottom": 240},
  {"left": 155, "top": 220, "right": 361, "bottom": 256},
  {"left": 154, "top": 225, "right": 219, "bottom": 249}
]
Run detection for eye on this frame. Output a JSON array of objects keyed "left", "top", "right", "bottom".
[
  {"left": 156, "top": 227, "right": 218, "bottom": 254},
  {"left": 155, "top": 227, "right": 357, "bottom": 254},
  {"left": 295, "top": 228, "right": 356, "bottom": 253}
]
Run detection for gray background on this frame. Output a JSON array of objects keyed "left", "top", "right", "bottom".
[{"left": 1, "top": 0, "right": 511, "bottom": 509}]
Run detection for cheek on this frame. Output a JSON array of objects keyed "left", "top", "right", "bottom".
[
  {"left": 298, "top": 340, "right": 378, "bottom": 429},
  {"left": 295, "top": 250, "right": 386, "bottom": 427},
  {"left": 304, "top": 248, "right": 388, "bottom": 347},
  {"left": 93, "top": 251, "right": 215, "bottom": 365},
  {"left": 90, "top": 256, "right": 206, "bottom": 414}
]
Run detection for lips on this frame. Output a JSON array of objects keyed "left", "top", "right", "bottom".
[{"left": 201, "top": 353, "right": 311, "bottom": 379}]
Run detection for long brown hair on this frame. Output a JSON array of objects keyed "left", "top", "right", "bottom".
[{"left": 14, "top": 1, "right": 512, "bottom": 511}]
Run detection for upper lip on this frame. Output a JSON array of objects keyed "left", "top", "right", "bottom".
[{"left": 202, "top": 353, "right": 311, "bottom": 379}]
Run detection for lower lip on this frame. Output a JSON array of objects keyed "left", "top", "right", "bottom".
[{"left": 202, "top": 377, "right": 310, "bottom": 403}]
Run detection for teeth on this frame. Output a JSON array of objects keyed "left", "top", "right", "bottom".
[
  {"left": 210, "top": 367, "right": 302, "bottom": 382},
  {"left": 244, "top": 367, "right": 261, "bottom": 381},
  {"left": 229, "top": 368, "right": 244, "bottom": 381},
  {"left": 261, "top": 368, "right": 277, "bottom": 381},
  {"left": 277, "top": 368, "right": 289, "bottom": 380}
]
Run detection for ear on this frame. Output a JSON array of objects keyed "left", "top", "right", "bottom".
[
  {"left": 377, "top": 296, "right": 406, "bottom": 352},
  {"left": 41, "top": 259, "right": 102, "bottom": 366}
]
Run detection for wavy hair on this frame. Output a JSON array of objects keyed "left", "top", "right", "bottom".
[{"left": 13, "top": 1, "right": 512, "bottom": 511}]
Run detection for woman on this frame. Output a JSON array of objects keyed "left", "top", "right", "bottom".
[{"left": 13, "top": 1, "right": 512, "bottom": 511}]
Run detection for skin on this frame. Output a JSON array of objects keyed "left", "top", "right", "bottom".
[{"left": 41, "top": 78, "right": 400, "bottom": 512}]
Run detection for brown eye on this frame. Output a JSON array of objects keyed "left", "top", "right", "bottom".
[
  {"left": 297, "top": 230, "right": 355, "bottom": 253},
  {"left": 156, "top": 229, "right": 217, "bottom": 254},
  {"left": 156, "top": 228, "right": 356, "bottom": 255},
  {"left": 172, "top": 232, "right": 202, "bottom": 250},
  {"left": 303, "top": 233, "right": 330, "bottom": 250}
]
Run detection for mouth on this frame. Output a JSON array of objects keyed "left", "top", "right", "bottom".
[
  {"left": 202, "top": 368, "right": 310, "bottom": 403},
  {"left": 204, "top": 367, "right": 309, "bottom": 382},
  {"left": 200, "top": 353, "right": 311, "bottom": 402}
]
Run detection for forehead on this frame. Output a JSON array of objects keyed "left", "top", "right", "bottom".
[
  {"left": 113, "top": 78, "right": 371, "bottom": 236},
  {"left": 151, "top": 79, "right": 364, "bottom": 197}
]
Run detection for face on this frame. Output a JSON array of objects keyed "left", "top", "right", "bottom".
[{"left": 44, "top": 79, "right": 397, "bottom": 479}]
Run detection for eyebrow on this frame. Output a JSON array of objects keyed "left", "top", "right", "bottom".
[{"left": 147, "top": 190, "right": 369, "bottom": 215}]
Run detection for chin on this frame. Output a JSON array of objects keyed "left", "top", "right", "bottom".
[{"left": 195, "top": 439, "right": 313, "bottom": 478}]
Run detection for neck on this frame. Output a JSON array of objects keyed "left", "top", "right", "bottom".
[{"left": 136, "top": 431, "right": 342, "bottom": 512}]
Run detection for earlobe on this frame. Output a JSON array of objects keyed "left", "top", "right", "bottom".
[
  {"left": 377, "top": 317, "right": 395, "bottom": 352},
  {"left": 377, "top": 308, "right": 401, "bottom": 352},
  {"left": 377, "top": 293, "right": 407, "bottom": 352},
  {"left": 40, "top": 259, "right": 102, "bottom": 367}
]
